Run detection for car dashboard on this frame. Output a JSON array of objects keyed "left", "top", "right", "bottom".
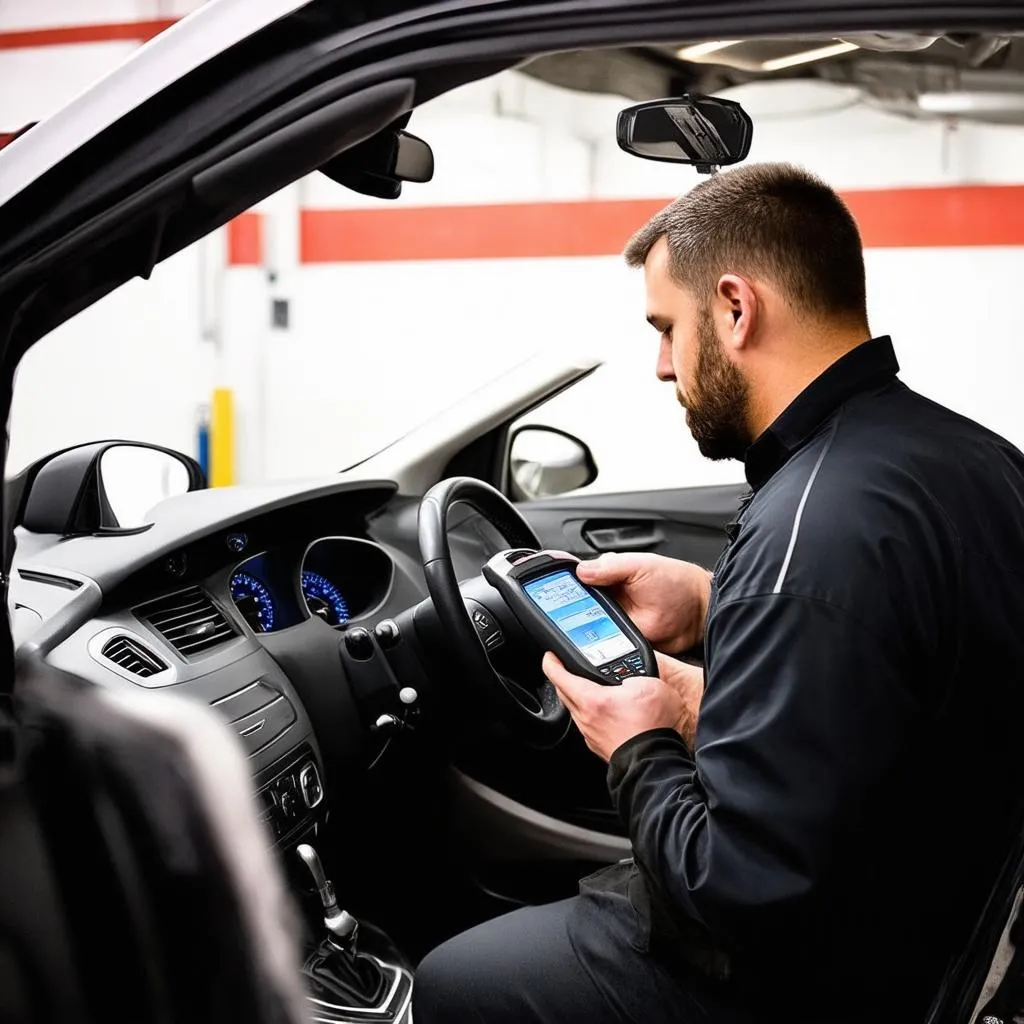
[{"left": 10, "top": 479, "right": 431, "bottom": 853}]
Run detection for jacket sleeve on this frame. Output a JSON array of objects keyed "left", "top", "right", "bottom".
[{"left": 607, "top": 592, "right": 922, "bottom": 949}]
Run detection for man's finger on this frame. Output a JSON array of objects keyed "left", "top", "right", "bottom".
[
  {"left": 654, "top": 650, "right": 680, "bottom": 676},
  {"left": 576, "top": 552, "right": 635, "bottom": 586},
  {"left": 542, "top": 652, "right": 591, "bottom": 711}
]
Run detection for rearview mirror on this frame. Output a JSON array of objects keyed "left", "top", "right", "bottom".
[
  {"left": 508, "top": 427, "right": 597, "bottom": 501},
  {"left": 319, "top": 126, "right": 434, "bottom": 200},
  {"left": 17, "top": 441, "right": 205, "bottom": 535},
  {"left": 616, "top": 95, "right": 753, "bottom": 173}
]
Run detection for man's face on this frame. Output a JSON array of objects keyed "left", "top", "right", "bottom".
[{"left": 644, "top": 238, "right": 751, "bottom": 461}]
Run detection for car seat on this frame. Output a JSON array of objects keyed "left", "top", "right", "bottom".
[
  {"left": 0, "top": 657, "right": 310, "bottom": 1024},
  {"left": 926, "top": 813, "right": 1024, "bottom": 1024}
]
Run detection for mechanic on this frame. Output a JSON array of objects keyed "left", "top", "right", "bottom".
[{"left": 413, "top": 162, "right": 1024, "bottom": 1024}]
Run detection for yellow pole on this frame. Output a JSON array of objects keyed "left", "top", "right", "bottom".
[{"left": 210, "top": 387, "right": 235, "bottom": 487}]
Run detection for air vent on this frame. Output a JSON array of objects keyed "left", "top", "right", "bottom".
[
  {"left": 100, "top": 635, "right": 168, "bottom": 678},
  {"left": 135, "top": 587, "right": 237, "bottom": 659}
]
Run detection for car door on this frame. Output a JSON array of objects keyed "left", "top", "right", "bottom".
[
  {"left": 4, "top": 3, "right": 1024, "bottom": 1021},
  {"left": 520, "top": 483, "right": 744, "bottom": 570}
]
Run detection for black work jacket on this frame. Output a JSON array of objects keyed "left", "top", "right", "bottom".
[{"left": 604, "top": 337, "right": 1024, "bottom": 1019}]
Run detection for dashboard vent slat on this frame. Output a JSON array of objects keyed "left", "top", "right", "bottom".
[
  {"left": 135, "top": 587, "right": 237, "bottom": 659},
  {"left": 100, "top": 636, "right": 168, "bottom": 678}
]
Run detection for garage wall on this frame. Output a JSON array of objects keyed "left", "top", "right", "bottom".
[
  {"left": 6, "top": 11, "right": 1024, "bottom": 499},
  {"left": 2, "top": 2, "right": 209, "bottom": 474}
]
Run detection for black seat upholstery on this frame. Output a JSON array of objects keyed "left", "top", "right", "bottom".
[
  {"left": 0, "top": 659, "right": 309, "bottom": 1024},
  {"left": 926, "top": 816, "right": 1024, "bottom": 1024}
]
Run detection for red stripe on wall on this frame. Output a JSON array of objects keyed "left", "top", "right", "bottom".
[
  {"left": 300, "top": 200, "right": 665, "bottom": 264},
  {"left": 299, "top": 185, "right": 1024, "bottom": 263},
  {"left": 0, "top": 19, "right": 177, "bottom": 50},
  {"left": 227, "top": 213, "right": 264, "bottom": 266},
  {"left": 842, "top": 186, "right": 1024, "bottom": 248}
]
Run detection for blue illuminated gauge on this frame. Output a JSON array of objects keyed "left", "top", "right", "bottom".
[
  {"left": 230, "top": 571, "right": 276, "bottom": 633},
  {"left": 302, "top": 571, "right": 350, "bottom": 626}
]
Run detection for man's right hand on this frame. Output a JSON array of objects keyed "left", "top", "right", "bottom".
[{"left": 575, "top": 552, "right": 712, "bottom": 654}]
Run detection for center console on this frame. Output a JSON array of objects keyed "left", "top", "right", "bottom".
[
  {"left": 256, "top": 742, "right": 324, "bottom": 844},
  {"left": 294, "top": 843, "right": 413, "bottom": 1023}
]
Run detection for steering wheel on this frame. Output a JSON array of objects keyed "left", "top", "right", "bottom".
[{"left": 418, "top": 476, "right": 570, "bottom": 747}]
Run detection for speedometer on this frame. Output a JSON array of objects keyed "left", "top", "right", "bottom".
[
  {"left": 230, "top": 571, "right": 276, "bottom": 633},
  {"left": 302, "top": 571, "right": 349, "bottom": 626}
]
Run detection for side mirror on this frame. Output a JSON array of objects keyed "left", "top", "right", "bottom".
[
  {"left": 16, "top": 441, "right": 205, "bottom": 535},
  {"left": 508, "top": 427, "right": 597, "bottom": 501},
  {"left": 616, "top": 94, "right": 753, "bottom": 174}
]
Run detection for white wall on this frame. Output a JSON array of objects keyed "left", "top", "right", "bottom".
[
  {"left": 3, "top": 1, "right": 211, "bottom": 474},
  {"left": 7, "top": 14, "right": 1024, "bottom": 498},
  {"left": 271, "top": 74, "right": 1024, "bottom": 494}
]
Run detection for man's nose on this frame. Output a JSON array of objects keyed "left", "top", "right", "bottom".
[{"left": 656, "top": 336, "right": 675, "bottom": 382}]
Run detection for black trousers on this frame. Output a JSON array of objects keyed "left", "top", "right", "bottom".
[{"left": 412, "top": 890, "right": 759, "bottom": 1024}]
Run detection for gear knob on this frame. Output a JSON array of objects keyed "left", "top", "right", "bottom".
[
  {"left": 296, "top": 843, "right": 359, "bottom": 950},
  {"left": 297, "top": 843, "right": 333, "bottom": 905}
]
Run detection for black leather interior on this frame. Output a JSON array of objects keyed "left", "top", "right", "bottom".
[{"left": 302, "top": 940, "right": 388, "bottom": 1007}]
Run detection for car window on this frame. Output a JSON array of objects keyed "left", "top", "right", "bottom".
[
  {"left": 509, "top": 361, "right": 744, "bottom": 497},
  {"left": 9, "top": 53, "right": 1024, "bottom": 496}
]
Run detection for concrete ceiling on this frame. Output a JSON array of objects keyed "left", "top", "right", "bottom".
[{"left": 520, "top": 33, "right": 1024, "bottom": 125}]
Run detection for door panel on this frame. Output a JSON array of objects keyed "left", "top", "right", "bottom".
[{"left": 519, "top": 483, "right": 746, "bottom": 569}]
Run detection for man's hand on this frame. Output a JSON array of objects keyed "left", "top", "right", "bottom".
[
  {"left": 653, "top": 651, "right": 704, "bottom": 749},
  {"left": 543, "top": 651, "right": 703, "bottom": 762},
  {"left": 575, "top": 552, "right": 713, "bottom": 654}
]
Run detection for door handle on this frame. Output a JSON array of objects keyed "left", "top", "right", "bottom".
[{"left": 582, "top": 522, "right": 662, "bottom": 552}]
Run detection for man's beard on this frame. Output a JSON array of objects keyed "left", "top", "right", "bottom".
[{"left": 677, "top": 310, "right": 752, "bottom": 461}]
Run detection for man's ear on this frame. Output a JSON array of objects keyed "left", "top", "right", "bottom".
[{"left": 716, "top": 274, "right": 758, "bottom": 351}]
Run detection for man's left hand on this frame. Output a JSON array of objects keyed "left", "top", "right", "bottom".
[{"left": 542, "top": 652, "right": 697, "bottom": 762}]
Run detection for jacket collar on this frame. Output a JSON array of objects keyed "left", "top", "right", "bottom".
[{"left": 744, "top": 335, "right": 900, "bottom": 490}]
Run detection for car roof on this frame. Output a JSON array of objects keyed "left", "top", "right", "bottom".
[{"left": 0, "top": 0, "right": 314, "bottom": 211}]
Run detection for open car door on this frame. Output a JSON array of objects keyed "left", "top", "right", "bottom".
[{"left": 4, "top": 2, "right": 1024, "bottom": 1022}]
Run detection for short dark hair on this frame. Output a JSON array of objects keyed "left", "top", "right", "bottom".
[{"left": 623, "top": 162, "right": 868, "bottom": 324}]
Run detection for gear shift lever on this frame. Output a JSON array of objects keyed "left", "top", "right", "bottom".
[
  {"left": 296, "top": 843, "right": 359, "bottom": 951},
  {"left": 295, "top": 843, "right": 389, "bottom": 1011}
]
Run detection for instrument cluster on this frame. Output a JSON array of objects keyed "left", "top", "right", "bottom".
[{"left": 229, "top": 537, "right": 393, "bottom": 634}]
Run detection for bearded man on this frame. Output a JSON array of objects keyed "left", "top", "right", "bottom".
[{"left": 414, "top": 163, "right": 1024, "bottom": 1024}]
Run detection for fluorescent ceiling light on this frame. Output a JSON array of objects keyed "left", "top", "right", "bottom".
[
  {"left": 918, "top": 91, "right": 1024, "bottom": 114},
  {"left": 760, "top": 41, "right": 859, "bottom": 72},
  {"left": 676, "top": 40, "right": 741, "bottom": 61}
]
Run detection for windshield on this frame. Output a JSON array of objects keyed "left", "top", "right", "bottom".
[{"left": 9, "top": 33, "right": 1024, "bottom": 500}]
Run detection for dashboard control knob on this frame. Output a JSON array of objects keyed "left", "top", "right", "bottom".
[
  {"left": 279, "top": 788, "right": 299, "bottom": 821},
  {"left": 164, "top": 552, "right": 187, "bottom": 577},
  {"left": 225, "top": 532, "right": 248, "bottom": 553},
  {"left": 373, "top": 713, "right": 402, "bottom": 735},
  {"left": 343, "top": 626, "right": 374, "bottom": 660},
  {"left": 398, "top": 687, "right": 418, "bottom": 706},
  {"left": 299, "top": 763, "right": 324, "bottom": 809},
  {"left": 374, "top": 618, "right": 400, "bottom": 647}
]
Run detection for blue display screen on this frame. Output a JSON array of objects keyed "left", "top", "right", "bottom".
[{"left": 523, "top": 570, "right": 636, "bottom": 667}]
